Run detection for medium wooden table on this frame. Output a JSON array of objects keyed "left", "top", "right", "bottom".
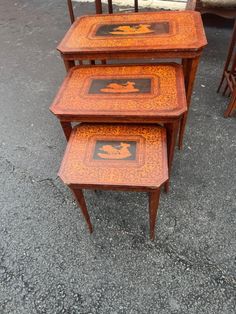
[
  {"left": 58, "top": 123, "right": 168, "bottom": 240},
  {"left": 57, "top": 11, "right": 207, "bottom": 148},
  {"left": 50, "top": 63, "right": 187, "bottom": 190}
]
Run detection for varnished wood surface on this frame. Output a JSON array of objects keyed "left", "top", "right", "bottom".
[
  {"left": 50, "top": 63, "right": 187, "bottom": 120},
  {"left": 58, "top": 11, "right": 207, "bottom": 55},
  {"left": 58, "top": 123, "right": 168, "bottom": 189}
]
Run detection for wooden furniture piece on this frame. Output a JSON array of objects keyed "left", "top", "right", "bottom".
[
  {"left": 50, "top": 63, "right": 187, "bottom": 189},
  {"left": 189, "top": 0, "right": 236, "bottom": 18},
  {"left": 67, "top": 0, "right": 195, "bottom": 24},
  {"left": 57, "top": 11, "right": 207, "bottom": 148},
  {"left": 58, "top": 123, "right": 168, "bottom": 240},
  {"left": 218, "top": 21, "right": 236, "bottom": 117}
]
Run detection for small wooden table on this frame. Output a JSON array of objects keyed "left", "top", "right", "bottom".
[
  {"left": 58, "top": 123, "right": 168, "bottom": 240},
  {"left": 50, "top": 63, "right": 187, "bottom": 189},
  {"left": 57, "top": 11, "right": 207, "bottom": 148}
]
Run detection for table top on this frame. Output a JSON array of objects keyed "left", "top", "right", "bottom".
[
  {"left": 58, "top": 11, "right": 207, "bottom": 55},
  {"left": 50, "top": 63, "right": 187, "bottom": 121},
  {"left": 58, "top": 123, "right": 168, "bottom": 189}
]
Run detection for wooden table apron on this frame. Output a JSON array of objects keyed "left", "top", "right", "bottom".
[{"left": 61, "top": 50, "right": 202, "bottom": 149}]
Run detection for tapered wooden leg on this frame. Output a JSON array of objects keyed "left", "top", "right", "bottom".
[
  {"left": 60, "top": 121, "right": 72, "bottom": 141},
  {"left": 164, "top": 120, "right": 179, "bottom": 168},
  {"left": 63, "top": 59, "right": 75, "bottom": 72},
  {"left": 179, "top": 56, "right": 200, "bottom": 149},
  {"left": 178, "top": 112, "right": 188, "bottom": 150},
  {"left": 71, "top": 189, "right": 93, "bottom": 233},
  {"left": 224, "top": 88, "right": 236, "bottom": 117},
  {"left": 163, "top": 120, "right": 179, "bottom": 192},
  {"left": 149, "top": 189, "right": 161, "bottom": 241}
]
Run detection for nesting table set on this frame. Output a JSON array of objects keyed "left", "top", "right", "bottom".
[{"left": 50, "top": 11, "right": 207, "bottom": 240}]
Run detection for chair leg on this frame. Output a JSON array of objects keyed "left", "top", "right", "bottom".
[
  {"left": 149, "top": 189, "right": 161, "bottom": 241},
  {"left": 222, "top": 82, "right": 229, "bottom": 96},
  {"left": 71, "top": 189, "right": 93, "bottom": 233},
  {"left": 163, "top": 120, "right": 179, "bottom": 192},
  {"left": 224, "top": 89, "right": 236, "bottom": 117},
  {"left": 217, "top": 21, "right": 236, "bottom": 92},
  {"left": 67, "top": 0, "right": 75, "bottom": 24},
  {"left": 217, "top": 74, "right": 226, "bottom": 93},
  {"left": 95, "top": 0, "right": 103, "bottom": 14}
]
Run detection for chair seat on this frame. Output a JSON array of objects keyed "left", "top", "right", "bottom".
[
  {"left": 201, "top": 0, "right": 236, "bottom": 8},
  {"left": 58, "top": 123, "right": 168, "bottom": 188}
]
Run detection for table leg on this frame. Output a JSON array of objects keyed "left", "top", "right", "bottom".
[
  {"left": 149, "top": 189, "right": 161, "bottom": 241},
  {"left": 60, "top": 121, "right": 72, "bottom": 141},
  {"left": 164, "top": 120, "right": 179, "bottom": 192},
  {"left": 63, "top": 59, "right": 75, "bottom": 72},
  {"left": 71, "top": 189, "right": 93, "bottom": 233},
  {"left": 179, "top": 56, "right": 200, "bottom": 149}
]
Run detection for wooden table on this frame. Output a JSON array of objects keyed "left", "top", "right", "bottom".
[
  {"left": 58, "top": 123, "right": 168, "bottom": 240},
  {"left": 50, "top": 63, "right": 187, "bottom": 190},
  {"left": 57, "top": 11, "right": 207, "bottom": 148}
]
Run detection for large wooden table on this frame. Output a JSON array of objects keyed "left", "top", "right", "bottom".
[{"left": 57, "top": 11, "right": 207, "bottom": 148}]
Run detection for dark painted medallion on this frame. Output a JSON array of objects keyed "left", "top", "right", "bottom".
[
  {"left": 93, "top": 140, "right": 137, "bottom": 161},
  {"left": 95, "top": 22, "right": 169, "bottom": 37},
  {"left": 88, "top": 78, "right": 152, "bottom": 95}
]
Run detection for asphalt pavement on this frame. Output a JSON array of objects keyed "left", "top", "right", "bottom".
[{"left": 0, "top": 1, "right": 235, "bottom": 313}]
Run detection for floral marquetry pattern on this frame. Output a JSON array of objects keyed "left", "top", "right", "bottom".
[
  {"left": 58, "top": 11, "right": 207, "bottom": 53},
  {"left": 58, "top": 124, "right": 168, "bottom": 188},
  {"left": 50, "top": 64, "right": 187, "bottom": 118}
]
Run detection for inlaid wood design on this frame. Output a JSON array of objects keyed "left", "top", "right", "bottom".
[
  {"left": 57, "top": 11, "right": 207, "bottom": 53},
  {"left": 95, "top": 22, "right": 169, "bottom": 37},
  {"left": 93, "top": 140, "right": 136, "bottom": 160},
  {"left": 50, "top": 64, "right": 187, "bottom": 119},
  {"left": 89, "top": 78, "right": 151, "bottom": 94},
  {"left": 58, "top": 124, "right": 168, "bottom": 188}
]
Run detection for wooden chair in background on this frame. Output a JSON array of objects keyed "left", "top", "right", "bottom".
[{"left": 217, "top": 20, "right": 236, "bottom": 117}]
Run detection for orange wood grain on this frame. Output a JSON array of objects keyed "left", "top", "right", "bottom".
[
  {"left": 58, "top": 11, "right": 207, "bottom": 55},
  {"left": 50, "top": 63, "right": 187, "bottom": 120},
  {"left": 58, "top": 123, "right": 168, "bottom": 189}
]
